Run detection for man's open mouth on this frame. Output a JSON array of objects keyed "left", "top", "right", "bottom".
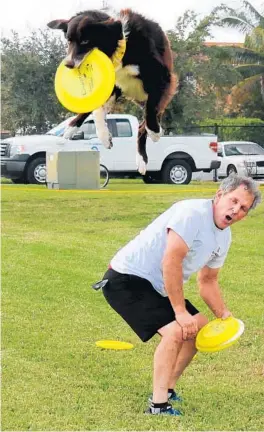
[{"left": 225, "top": 215, "right": 232, "bottom": 223}]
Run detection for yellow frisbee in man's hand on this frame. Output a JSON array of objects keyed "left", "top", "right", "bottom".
[
  {"left": 55, "top": 49, "right": 115, "bottom": 113},
  {"left": 196, "top": 317, "right": 245, "bottom": 352},
  {"left": 95, "top": 340, "right": 134, "bottom": 350},
  {"left": 198, "top": 320, "right": 245, "bottom": 352}
]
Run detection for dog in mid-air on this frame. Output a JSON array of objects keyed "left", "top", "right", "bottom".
[{"left": 48, "top": 9, "right": 178, "bottom": 174}]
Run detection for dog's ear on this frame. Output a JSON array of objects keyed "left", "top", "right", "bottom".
[{"left": 47, "top": 19, "right": 69, "bottom": 32}]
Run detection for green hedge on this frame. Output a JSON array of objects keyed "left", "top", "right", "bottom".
[{"left": 198, "top": 118, "right": 264, "bottom": 147}]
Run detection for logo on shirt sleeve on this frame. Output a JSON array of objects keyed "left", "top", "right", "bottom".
[{"left": 210, "top": 247, "right": 221, "bottom": 259}]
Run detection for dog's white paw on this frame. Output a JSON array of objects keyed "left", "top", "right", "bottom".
[
  {"left": 146, "top": 126, "right": 162, "bottom": 142},
  {"left": 98, "top": 129, "right": 113, "bottom": 149},
  {"left": 136, "top": 153, "right": 147, "bottom": 175},
  {"left": 63, "top": 126, "right": 79, "bottom": 139}
]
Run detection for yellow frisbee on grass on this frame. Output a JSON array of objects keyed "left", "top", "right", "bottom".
[
  {"left": 196, "top": 317, "right": 245, "bottom": 353},
  {"left": 95, "top": 340, "right": 134, "bottom": 350},
  {"left": 55, "top": 49, "right": 115, "bottom": 113}
]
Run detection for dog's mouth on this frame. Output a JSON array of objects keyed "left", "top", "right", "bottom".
[
  {"left": 64, "top": 48, "right": 94, "bottom": 69},
  {"left": 64, "top": 56, "right": 86, "bottom": 69}
]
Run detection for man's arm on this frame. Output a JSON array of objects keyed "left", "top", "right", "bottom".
[
  {"left": 162, "top": 229, "right": 198, "bottom": 339},
  {"left": 197, "top": 266, "right": 231, "bottom": 319}
]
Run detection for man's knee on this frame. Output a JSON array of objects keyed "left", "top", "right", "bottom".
[
  {"left": 158, "top": 321, "right": 183, "bottom": 343},
  {"left": 158, "top": 314, "right": 208, "bottom": 343},
  {"left": 195, "top": 313, "right": 209, "bottom": 330}
]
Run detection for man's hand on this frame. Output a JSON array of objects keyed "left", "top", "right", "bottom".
[{"left": 176, "top": 310, "right": 198, "bottom": 341}]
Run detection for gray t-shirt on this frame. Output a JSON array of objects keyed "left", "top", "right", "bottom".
[{"left": 110, "top": 199, "right": 232, "bottom": 296}]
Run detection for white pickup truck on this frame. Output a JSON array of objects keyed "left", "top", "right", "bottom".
[{"left": 1, "top": 114, "right": 220, "bottom": 185}]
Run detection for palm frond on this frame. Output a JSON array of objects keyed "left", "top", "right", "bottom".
[
  {"left": 233, "top": 73, "right": 264, "bottom": 90},
  {"left": 212, "top": 1, "right": 264, "bottom": 32},
  {"left": 210, "top": 2, "right": 264, "bottom": 102},
  {"left": 212, "top": 5, "right": 255, "bottom": 31},
  {"left": 236, "top": 64, "right": 264, "bottom": 70},
  {"left": 235, "top": 64, "right": 264, "bottom": 78},
  {"left": 212, "top": 46, "right": 264, "bottom": 64},
  {"left": 242, "top": 1, "right": 264, "bottom": 28},
  {"left": 218, "top": 16, "right": 254, "bottom": 33}
]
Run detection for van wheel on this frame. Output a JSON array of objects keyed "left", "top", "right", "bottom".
[
  {"left": 27, "top": 157, "right": 46, "bottom": 184},
  {"left": 227, "top": 165, "right": 237, "bottom": 176},
  {"left": 162, "top": 159, "right": 192, "bottom": 185}
]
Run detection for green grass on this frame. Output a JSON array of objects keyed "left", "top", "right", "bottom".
[{"left": 1, "top": 180, "right": 264, "bottom": 431}]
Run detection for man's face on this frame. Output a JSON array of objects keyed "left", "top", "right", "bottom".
[{"left": 213, "top": 185, "right": 255, "bottom": 229}]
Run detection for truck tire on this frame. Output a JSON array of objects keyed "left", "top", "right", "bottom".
[
  {"left": 162, "top": 159, "right": 192, "bottom": 185},
  {"left": 27, "top": 157, "right": 46, "bottom": 184},
  {"left": 227, "top": 165, "right": 237, "bottom": 176}
]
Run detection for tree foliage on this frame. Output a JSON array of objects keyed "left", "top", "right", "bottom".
[
  {"left": 212, "top": 1, "right": 264, "bottom": 101},
  {"left": 1, "top": 29, "right": 68, "bottom": 134},
  {"left": 162, "top": 11, "right": 239, "bottom": 132}
]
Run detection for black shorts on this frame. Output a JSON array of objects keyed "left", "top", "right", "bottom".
[{"left": 102, "top": 268, "right": 199, "bottom": 342}]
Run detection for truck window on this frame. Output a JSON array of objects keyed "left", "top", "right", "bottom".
[
  {"left": 80, "top": 121, "right": 97, "bottom": 139},
  {"left": 115, "top": 119, "right": 132, "bottom": 137},
  {"left": 80, "top": 119, "right": 115, "bottom": 140}
]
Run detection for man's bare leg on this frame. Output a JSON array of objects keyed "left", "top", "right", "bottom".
[
  {"left": 168, "top": 313, "right": 208, "bottom": 390},
  {"left": 153, "top": 313, "right": 208, "bottom": 402},
  {"left": 153, "top": 321, "right": 183, "bottom": 403}
]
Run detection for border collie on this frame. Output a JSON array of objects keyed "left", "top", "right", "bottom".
[{"left": 48, "top": 9, "right": 178, "bottom": 174}]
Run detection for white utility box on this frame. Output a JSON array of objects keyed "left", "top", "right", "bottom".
[{"left": 46, "top": 151, "right": 100, "bottom": 190}]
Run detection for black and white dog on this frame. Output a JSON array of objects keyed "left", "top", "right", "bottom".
[{"left": 48, "top": 9, "right": 177, "bottom": 174}]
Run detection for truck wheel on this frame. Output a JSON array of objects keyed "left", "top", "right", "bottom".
[
  {"left": 162, "top": 159, "right": 192, "bottom": 185},
  {"left": 27, "top": 157, "right": 46, "bottom": 184},
  {"left": 227, "top": 165, "right": 237, "bottom": 176}
]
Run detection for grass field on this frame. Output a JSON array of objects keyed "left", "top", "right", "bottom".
[{"left": 1, "top": 180, "right": 264, "bottom": 431}]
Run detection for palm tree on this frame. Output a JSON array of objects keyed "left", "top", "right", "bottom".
[{"left": 212, "top": 1, "right": 264, "bottom": 101}]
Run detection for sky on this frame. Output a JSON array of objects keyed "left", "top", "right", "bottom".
[{"left": 0, "top": 0, "right": 263, "bottom": 42}]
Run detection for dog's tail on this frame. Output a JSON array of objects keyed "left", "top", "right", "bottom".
[{"left": 158, "top": 35, "right": 178, "bottom": 114}]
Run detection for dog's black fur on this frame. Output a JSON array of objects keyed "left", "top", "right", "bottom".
[{"left": 48, "top": 9, "right": 177, "bottom": 173}]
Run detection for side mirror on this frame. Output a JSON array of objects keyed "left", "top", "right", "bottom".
[{"left": 72, "top": 131, "right": 84, "bottom": 140}]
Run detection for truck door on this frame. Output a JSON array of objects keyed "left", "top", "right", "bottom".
[{"left": 110, "top": 119, "right": 136, "bottom": 171}]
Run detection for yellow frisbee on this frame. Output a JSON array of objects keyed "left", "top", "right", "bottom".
[
  {"left": 55, "top": 49, "right": 115, "bottom": 113},
  {"left": 95, "top": 340, "right": 134, "bottom": 350},
  {"left": 196, "top": 317, "right": 244, "bottom": 352},
  {"left": 197, "top": 320, "right": 245, "bottom": 353}
]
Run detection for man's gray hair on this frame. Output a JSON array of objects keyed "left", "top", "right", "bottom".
[{"left": 219, "top": 175, "right": 262, "bottom": 210}]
